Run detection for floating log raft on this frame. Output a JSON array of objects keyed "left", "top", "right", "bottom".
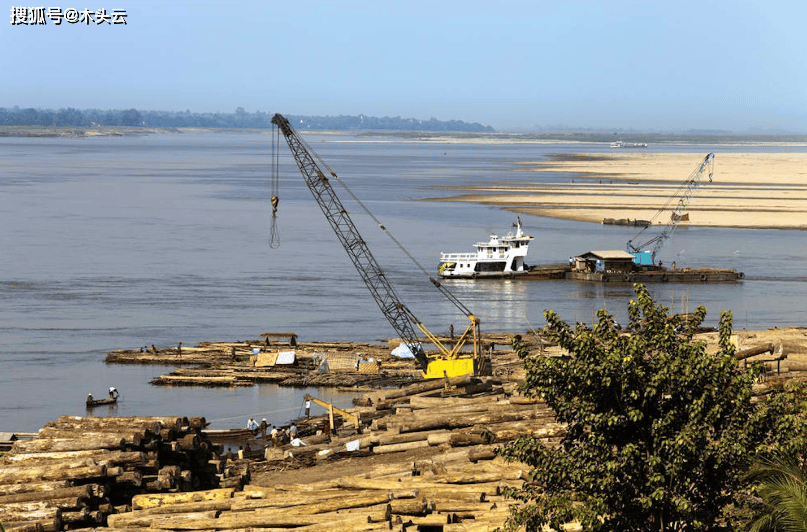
[{"left": 105, "top": 332, "right": 532, "bottom": 390}]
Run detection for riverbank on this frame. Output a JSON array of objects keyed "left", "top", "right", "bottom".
[{"left": 432, "top": 152, "right": 807, "bottom": 230}]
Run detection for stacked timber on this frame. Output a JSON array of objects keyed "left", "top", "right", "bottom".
[
  {"left": 92, "top": 378, "right": 557, "bottom": 530},
  {"left": 0, "top": 415, "right": 234, "bottom": 530}
]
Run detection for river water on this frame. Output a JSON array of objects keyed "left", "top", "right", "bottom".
[{"left": 2, "top": 131, "right": 806, "bottom": 433}]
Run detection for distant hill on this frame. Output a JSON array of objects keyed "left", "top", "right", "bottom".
[{"left": 0, "top": 106, "right": 494, "bottom": 133}]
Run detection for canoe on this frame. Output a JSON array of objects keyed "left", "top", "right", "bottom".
[{"left": 86, "top": 397, "right": 117, "bottom": 408}]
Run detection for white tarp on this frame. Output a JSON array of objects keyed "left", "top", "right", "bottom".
[
  {"left": 275, "top": 350, "right": 296, "bottom": 365},
  {"left": 345, "top": 439, "right": 361, "bottom": 452},
  {"left": 391, "top": 342, "right": 420, "bottom": 359}
]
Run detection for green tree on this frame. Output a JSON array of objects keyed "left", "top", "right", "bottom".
[{"left": 498, "top": 284, "right": 765, "bottom": 532}]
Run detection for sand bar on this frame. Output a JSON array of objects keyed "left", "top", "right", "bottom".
[{"left": 435, "top": 152, "right": 807, "bottom": 229}]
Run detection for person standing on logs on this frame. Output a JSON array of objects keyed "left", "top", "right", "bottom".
[
  {"left": 305, "top": 398, "right": 311, "bottom": 420},
  {"left": 176, "top": 341, "right": 182, "bottom": 357},
  {"left": 260, "top": 418, "right": 268, "bottom": 446},
  {"left": 270, "top": 425, "right": 278, "bottom": 447},
  {"left": 247, "top": 416, "right": 259, "bottom": 433}
]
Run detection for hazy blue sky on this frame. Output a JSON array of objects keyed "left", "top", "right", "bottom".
[{"left": 3, "top": 0, "right": 806, "bottom": 131}]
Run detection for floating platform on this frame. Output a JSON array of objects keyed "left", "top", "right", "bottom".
[{"left": 520, "top": 265, "right": 744, "bottom": 283}]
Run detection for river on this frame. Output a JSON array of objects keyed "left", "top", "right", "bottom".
[{"left": 2, "top": 131, "right": 805, "bottom": 433}]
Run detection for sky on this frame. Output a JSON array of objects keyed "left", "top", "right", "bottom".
[{"left": 2, "top": 0, "right": 806, "bottom": 132}]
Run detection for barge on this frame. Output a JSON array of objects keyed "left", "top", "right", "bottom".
[{"left": 534, "top": 250, "right": 744, "bottom": 283}]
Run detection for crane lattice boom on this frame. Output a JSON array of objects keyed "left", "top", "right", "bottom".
[{"left": 627, "top": 153, "right": 714, "bottom": 265}]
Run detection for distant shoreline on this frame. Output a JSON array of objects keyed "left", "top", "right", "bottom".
[{"left": 3, "top": 125, "right": 807, "bottom": 146}]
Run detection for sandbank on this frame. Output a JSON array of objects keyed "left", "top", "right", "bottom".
[{"left": 434, "top": 152, "right": 807, "bottom": 230}]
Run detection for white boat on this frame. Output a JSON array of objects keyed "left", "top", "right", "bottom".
[
  {"left": 611, "top": 140, "right": 648, "bottom": 148},
  {"left": 438, "top": 218, "right": 534, "bottom": 278}
]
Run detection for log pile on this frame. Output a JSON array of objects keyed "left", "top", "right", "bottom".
[
  {"left": 0, "top": 415, "right": 242, "bottom": 530},
  {"left": 64, "top": 376, "right": 550, "bottom": 531}
]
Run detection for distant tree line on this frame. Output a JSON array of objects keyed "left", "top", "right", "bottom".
[{"left": 0, "top": 106, "right": 494, "bottom": 132}]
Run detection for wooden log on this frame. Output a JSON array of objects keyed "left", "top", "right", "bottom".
[
  {"left": 124, "top": 497, "right": 235, "bottom": 516},
  {"left": 122, "top": 510, "right": 381, "bottom": 529},
  {"left": 132, "top": 488, "right": 235, "bottom": 510},
  {"left": 335, "top": 477, "right": 505, "bottom": 496},
  {"left": 2, "top": 449, "right": 147, "bottom": 465},
  {"left": 1, "top": 523, "right": 44, "bottom": 532},
  {"left": 115, "top": 470, "right": 143, "bottom": 486},
  {"left": 362, "top": 375, "right": 474, "bottom": 405},
  {"left": 48, "top": 414, "right": 176, "bottom": 430},
  {"left": 467, "top": 447, "right": 497, "bottom": 462},
  {"left": 106, "top": 510, "right": 220, "bottom": 528},
  {"left": 372, "top": 439, "right": 431, "bottom": 454},
  {"left": 0, "top": 458, "right": 102, "bottom": 477},
  {"left": 0, "top": 505, "right": 60, "bottom": 528},
  {"left": 0, "top": 464, "right": 107, "bottom": 485},
  {"left": 11, "top": 435, "right": 128, "bottom": 454},
  {"left": 231, "top": 490, "right": 391, "bottom": 513},
  {"left": 397, "top": 409, "right": 555, "bottom": 434},
  {"left": 0, "top": 485, "right": 91, "bottom": 505},
  {"left": 735, "top": 343, "right": 775, "bottom": 361},
  {"left": 59, "top": 507, "right": 90, "bottom": 524},
  {"left": 408, "top": 394, "right": 509, "bottom": 409},
  {"left": 36, "top": 427, "right": 144, "bottom": 445},
  {"left": 388, "top": 498, "right": 428, "bottom": 516},
  {"left": 0, "top": 481, "right": 69, "bottom": 497}
]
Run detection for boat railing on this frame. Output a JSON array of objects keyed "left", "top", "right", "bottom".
[{"left": 440, "top": 252, "right": 476, "bottom": 262}]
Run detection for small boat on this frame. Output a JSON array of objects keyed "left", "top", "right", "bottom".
[
  {"left": 437, "top": 218, "right": 534, "bottom": 278},
  {"left": 611, "top": 140, "right": 648, "bottom": 148},
  {"left": 86, "top": 396, "right": 117, "bottom": 408},
  {"left": 86, "top": 387, "right": 119, "bottom": 408}
]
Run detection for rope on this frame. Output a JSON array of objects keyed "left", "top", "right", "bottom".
[
  {"left": 206, "top": 405, "right": 302, "bottom": 424},
  {"left": 269, "top": 125, "right": 281, "bottom": 248}
]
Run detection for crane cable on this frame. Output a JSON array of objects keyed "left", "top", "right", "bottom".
[
  {"left": 269, "top": 125, "right": 281, "bottom": 248},
  {"left": 291, "top": 131, "right": 474, "bottom": 318}
]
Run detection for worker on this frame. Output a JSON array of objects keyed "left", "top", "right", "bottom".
[
  {"left": 449, "top": 324, "right": 454, "bottom": 339},
  {"left": 260, "top": 418, "right": 268, "bottom": 445},
  {"left": 151, "top": 344, "right": 157, "bottom": 354},
  {"left": 247, "top": 416, "right": 259, "bottom": 431},
  {"left": 108, "top": 387, "right": 119, "bottom": 399},
  {"left": 177, "top": 341, "right": 182, "bottom": 357},
  {"left": 289, "top": 423, "right": 298, "bottom": 438},
  {"left": 305, "top": 399, "right": 311, "bottom": 420},
  {"left": 86, "top": 393, "right": 93, "bottom": 405}
]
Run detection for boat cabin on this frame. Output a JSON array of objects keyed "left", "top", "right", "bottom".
[{"left": 572, "top": 250, "right": 637, "bottom": 274}]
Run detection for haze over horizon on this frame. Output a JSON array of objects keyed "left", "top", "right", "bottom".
[{"left": 3, "top": 0, "right": 806, "bottom": 133}]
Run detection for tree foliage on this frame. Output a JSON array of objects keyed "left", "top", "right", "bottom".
[
  {"left": 0, "top": 107, "right": 494, "bottom": 132},
  {"left": 498, "top": 284, "right": 767, "bottom": 532},
  {"left": 745, "top": 454, "right": 807, "bottom": 532}
]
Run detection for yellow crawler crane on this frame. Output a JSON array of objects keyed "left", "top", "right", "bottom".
[{"left": 271, "top": 113, "right": 488, "bottom": 379}]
